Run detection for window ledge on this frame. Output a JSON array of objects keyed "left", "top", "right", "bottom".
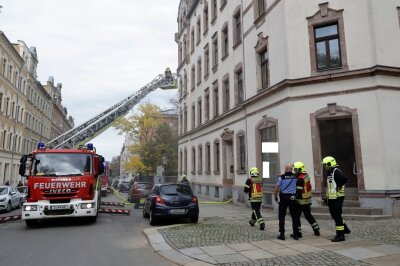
[
  {"left": 205, "top": 170, "right": 211, "bottom": 175},
  {"left": 191, "top": 171, "right": 196, "bottom": 175},
  {"left": 204, "top": 73, "right": 210, "bottom": 81},
  {"left": 212, "top": 64, "right": 218, "bottom": 73},
  {"left": 220, "top": 2, "right": 227, "bottom": 11},
  {"left": 203, "top": 29, "right": 209, "bottom": 37},
  {"left": 232, "top": 40, "right": 242, "bottom": 50},
  {"left": 190, "top": 49, "right": 194, "bottom": 55},
  {"left": 197, "top": 171, "right": 202, "bottom": 175},
  {"left": 213, "top": 170, "right": 220, "bottom": 175},
  {"left": 196, "top": 40, "right": 201, "bottom": 47},
  {"left": 254, "top": 12, "right": 266, "bottom": 29},
  {"left": 236, "top": 170, "right": 246, "bottom": 174},
  {"left": 221, "top": 53, "right": 229, "bottom": 62},
  {"left": 313, "top": 66, "right": 348, "bottom": 76},
  {"left": 211, "top": 16, "right": 217, "bottom": 25}
]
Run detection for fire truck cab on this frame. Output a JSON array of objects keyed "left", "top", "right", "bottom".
[{"left": 19, "top": 143, "right": 105, "bottom": 227}]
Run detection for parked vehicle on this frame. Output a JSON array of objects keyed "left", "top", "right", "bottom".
[
  {"left": 118, "top": 181, "right": 131, "bottom": 193},
  {"left": 0, "top": 186, "right": 23, "bottom": 212},
  {"left": 127, "top": 182, "right": 153, "bottom": 203},
  {"left": 143, "top": 183, "right": 199, "bottom": 225},
  {"left": 16, "top": 186, "right": 28, "bottom": 203}
]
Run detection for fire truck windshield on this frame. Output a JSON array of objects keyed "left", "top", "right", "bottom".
[{"left": 32, "top": 153, "right": 92, "bottom": 177}]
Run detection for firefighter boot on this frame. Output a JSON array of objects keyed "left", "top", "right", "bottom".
[
  {"left": 249, "top": 220, "right": 256, "bottom": 227},
  {"left": 313, "top": 229, "right": 321, "bottom": 236},
  {"left": 277, "top": 233, "right": 285, "bottom": 240},
  {"left": 344, "top": 223, "right": 351, "bottom": 234},
  {"left": 290, "top": 233, "right": 300, "bottom": 240},
  {"left": 331, "top": 234, "right": 345, "bottom": 242},
  {"left": 260, "top": 223, "right": 265, "bottom": 231}
]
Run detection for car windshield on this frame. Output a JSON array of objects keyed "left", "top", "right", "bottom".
[
  {"left": 136, "top": 183, "right": 152, "bottom": 189},
  {"left": 32, "top": 153, "right": 92, "bottom": 177},
  {"left": 0, "top": 187, "right": 7, "bottom": 195},
  {"left": 17, "top": 187, "right": 27, "bottom": 193},
  {"left": 160, "top": 184, "right": 192, "bottom": 195}
]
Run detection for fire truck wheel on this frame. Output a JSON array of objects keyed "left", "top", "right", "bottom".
[
  {"left": 149, "top": 209, "right": 158, "bottom": 226},
  {"left": 25, "top": 220, "right": 37, "bottom": 228},
  {"left": 87, "top": 215, "right": 97, "bottom": 223},
  {"left": 6, "top": 201, "right": 12, "bottom": 212}
]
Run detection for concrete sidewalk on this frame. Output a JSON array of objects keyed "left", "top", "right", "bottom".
[{"left": 143, "top": 202, "right": 400, "bottom": 265}]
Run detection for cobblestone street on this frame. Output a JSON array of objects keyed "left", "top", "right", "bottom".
[{"left": 150, "top": 203, "right": 400, "bottom": 266}]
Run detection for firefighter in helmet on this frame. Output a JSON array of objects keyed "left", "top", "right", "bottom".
[
  {"left": 244, "top": 167, "right": 265, "bottom": 230},
  {"left": 293, "top": 161, "right": 320, "bottom": 239},
  {"left": 322, "top": 156, "right": 351, "bottom": 242}
]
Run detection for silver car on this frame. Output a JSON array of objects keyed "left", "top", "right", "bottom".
[{"left": 0, "top": 186, "right": 23, "bottom": 212}]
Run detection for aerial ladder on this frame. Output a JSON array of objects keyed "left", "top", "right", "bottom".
[{"left": 47, "top": 68, "right": 178, "bottom": 149}]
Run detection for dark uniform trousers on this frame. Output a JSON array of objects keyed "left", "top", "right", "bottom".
[
  {"left": 250, "top": 201, "right": 263, "bottom": 222},
  {"left": 328, "top": 196, "right": 345, "bottom": 235},
  {"left": 297, "top": 203, "right": 319, "bottom": 232},
  {"left": 278, "top": 194, "right": 299, "bottom": 234}
]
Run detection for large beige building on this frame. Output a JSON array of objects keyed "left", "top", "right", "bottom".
[
  {"left": 0, "top": 31, "right": 73, "bottom": 186},
  {"left": 176, "top": 0, "right": 400, "bottom": 214}
]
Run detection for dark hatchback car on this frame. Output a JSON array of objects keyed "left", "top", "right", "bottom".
[
  {"left": 143, "top": 183, "right": 199, "bottom": 225},
  {"left": 127, "top": 182, "right": 153, "bottom": 203},
  {"left": 118, "top": 181, "right": 131, "bottom": 193}
]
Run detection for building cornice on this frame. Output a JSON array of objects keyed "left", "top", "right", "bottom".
[{"left": 178, "top": 65, "right": 400, "bottom": 143}]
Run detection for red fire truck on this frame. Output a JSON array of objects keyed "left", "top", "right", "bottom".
[{"left": 19, "top": 143, "right": 105, "bottom": 227}]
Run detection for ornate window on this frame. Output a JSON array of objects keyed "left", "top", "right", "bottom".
[
  {"left": 213, "top": 139, "right": 220, "bottom": 173},
  {"left": 307, "top": 3, "right": 348, "bottom": 75},
  {"left": 232, "top": 6, "right": 242, "bottom": 47},
  {"left": 234, "top": 63, "right": 244, "bottom": 105},
  {"left": 191, "top": 146, "right": 196, "bottom": 174},
  {"left": 236, "top": 131, "right": 246, "bottom": 173},
  {"left": 198, "top": 145, "right": 203, "bottom": 174},
  {"left": 221, "top": 23, "right": 229, "bottom": 59},
  {"left": 222, "top": 74, "right": 230, "bottom": 112},
  {"left": 255, "top": 33, "right": 269, "bottom": 90}
]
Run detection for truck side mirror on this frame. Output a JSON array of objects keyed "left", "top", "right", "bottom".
[{"left": 99, "top": 156, "right": 105, "bottom": 175}]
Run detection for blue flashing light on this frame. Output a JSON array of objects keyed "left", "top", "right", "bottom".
[
  {"left": 87, "top": 143, "right": 94, "bottom": 150},
  {"left": 37, "top": 142, "right": 45, "bottom": 149}
]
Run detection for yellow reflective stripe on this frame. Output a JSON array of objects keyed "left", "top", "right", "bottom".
[
  {"left": 336, "top": 226, "right": 345, "bottom": 231},
  {"left": 296, "top": 186, "right": 302, "bottom": 189},
  {"left": 244, "top": 185, "right": 250, "bottom": 188},
  {"left": 95, "top": 178, "right": 100, "bottom": 190}
]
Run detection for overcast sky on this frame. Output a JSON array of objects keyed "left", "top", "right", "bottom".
[{"left": 0, "top": 0, "right": 180, "bottom": 161}]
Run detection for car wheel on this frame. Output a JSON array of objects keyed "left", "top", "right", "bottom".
[
  {"left": 17, "top": 199, "right": 23, "bottom": 209},
  {"left": 25, "top": 219, "right": 38, "bottom": 228},
  {"left": 149, "top": 209, "right": 157, "bottom": 225},
  {"left": 142, "top": 206, "right": 149, "bottom": 218},
  {"left": 6, "top": 201, "right": 12, "bottom": 212},
  {"left": 190, "top": 216, "right": 198, "bottom": 223}
]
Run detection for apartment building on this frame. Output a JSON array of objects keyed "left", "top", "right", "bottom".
[
  {"left": 0, "top": 32, "right": 73, "bottom": 186},
  {"left": 176, "top": 0, "right": 400, "bottom": 214}
]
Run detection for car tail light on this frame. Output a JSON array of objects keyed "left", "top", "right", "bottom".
[
  {"left": 153, "top": 195, "right": 164, "bottom": 205},
  {"left": 192, "top": 196, "right": 198, "bottom": 203}
]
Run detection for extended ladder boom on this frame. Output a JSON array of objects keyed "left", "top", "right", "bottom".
[{"left": 47, "top": 68, "right": 177, "bottom": 149}]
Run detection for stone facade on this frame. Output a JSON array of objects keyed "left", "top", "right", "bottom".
[
  {"left": 0, "top": 31, "right": 73, "bottom": 186},
  {"left": 176, "top": 0, "right": 400, "bottom": 214}
]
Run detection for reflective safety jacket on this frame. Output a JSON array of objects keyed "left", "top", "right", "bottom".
[
  {"left": 327, "top": 167, "right": 347, "bottom": 199},
  {"left": 296, "top": 173, "right": 312, "bottom": 205},
  {"left": 244, "top": 176, "right": 263, "bottom": 202}
]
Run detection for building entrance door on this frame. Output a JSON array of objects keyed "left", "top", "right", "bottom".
[
  {"left": 318, "top": 118, "right": 358, "bottom": 189},
  {"left": 224, "top": 140, "right": 234, "bottom": 181}
]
